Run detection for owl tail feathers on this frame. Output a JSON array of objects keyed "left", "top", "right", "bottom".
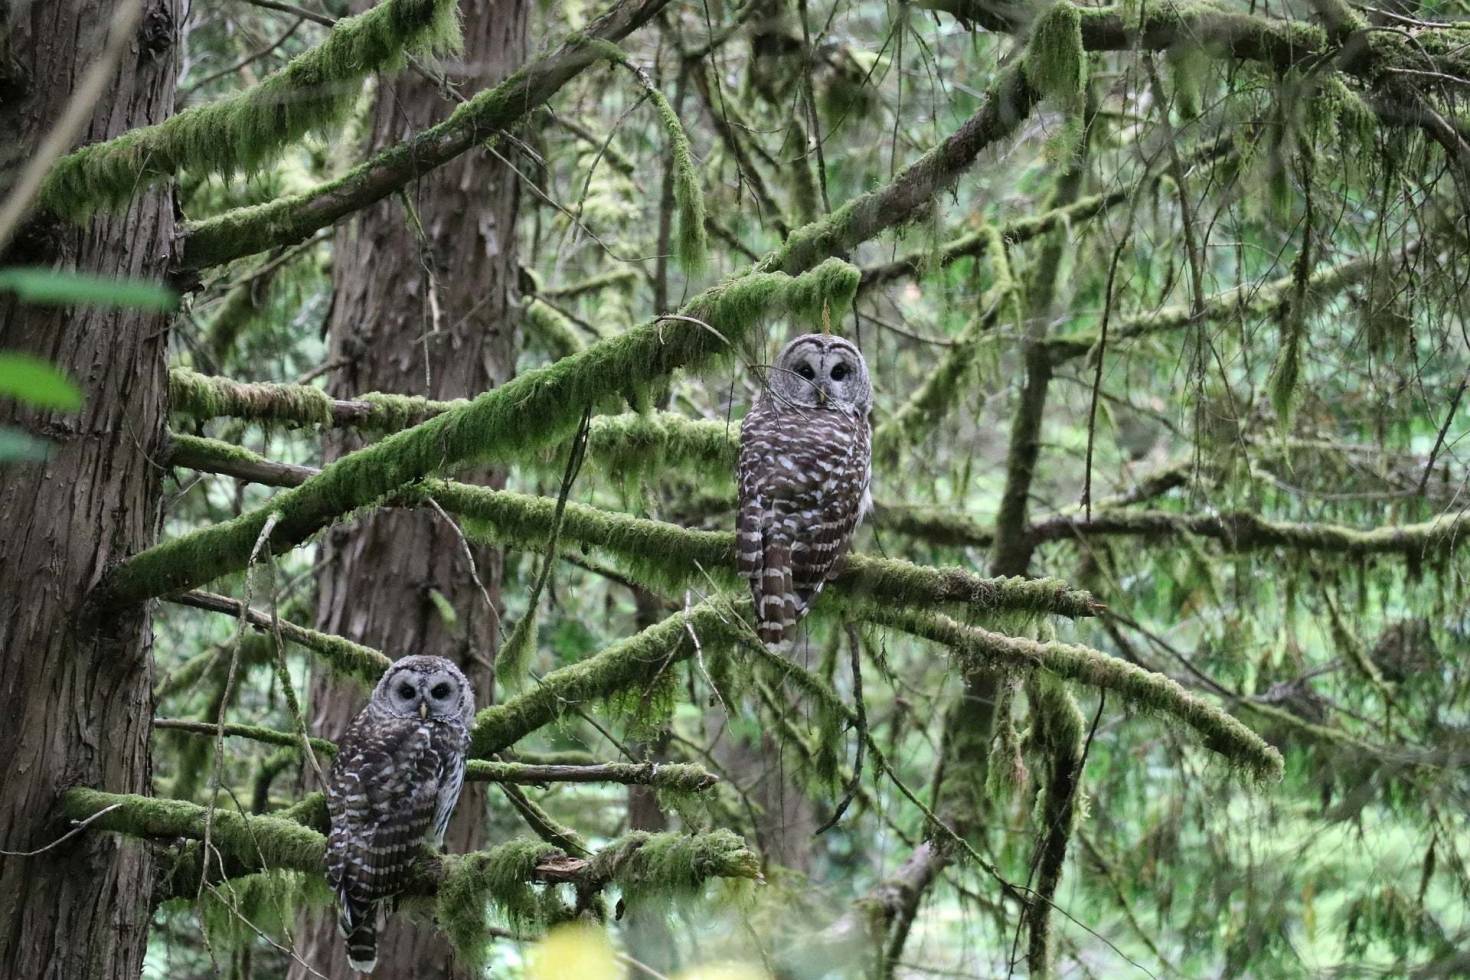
[
  {"left": 755, "top": 544, "right": 797, "bottom": 647},
  {"left": 345, "top": 921, "right": 377, "bottom": 973},
  {"left": 338, "top": 897, "right": 378, "bottom": 973}
]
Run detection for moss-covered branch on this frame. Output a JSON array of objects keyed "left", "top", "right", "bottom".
[
  {"left": 98, "top": 260, "right": 860, "bottom": 607},
  {"left": 1026, "top": 506, "right": 1470, "bottom": 559},
  {"left": 161, "top": 434, "right": 1099, "bottom": 621},
  {"left": 61, "top": 790, "right": 757, "bottom": 928},
  {"left": 150, "top": 719, "right": 717, "bottom": 790},
  {"left": 167, "top": 432, "right": 320, "bottom": 487},
  {"left": 754, "top": 62, "right": 1040, "bottom": 277},
  {"left": 868, "top": 607, "right": 1284, "bottom": 780},
  {"left": 167, "top": 590, "right": 390, "bottom": 683},
  {"left": 177, "top": 0, "right": 677, "bottom": 271},
  {"left": 169, "top": 368, "right": 461, "bottom": 429},
  {"left": 1043, "top": 250, "right": 1383, "bottom": 365},
  {"left": 469, "top": 598, "right": 743, "bottom": 757},
  {"left": 40, "top": 0, "right": 461, "bottom": 219},
  {"left": 1024, "top": 674, "right": 1085, "bottom": 978}
]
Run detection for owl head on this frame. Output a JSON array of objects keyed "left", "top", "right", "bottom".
[
  {"left": 372, "top": 655, "right": 475, "bottom": 722},
  {"left": 766, "top": 333, "right": 871, "bottom": 412}
]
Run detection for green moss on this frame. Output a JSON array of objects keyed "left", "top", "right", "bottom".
[
  {"left": 197, "top": 870, "right": 330, "bottom": 951},
  {"left": 358, "top": 392, "right": 465, "bottom": 430},
  {"left": 869, "top": 607, "right": 1284, "bottom": 780},
  {"left": 437, "top": 838, "right": 562, "bottom": 966},
  {"left": 589, "top": 829, "right": 760, "bottom": 908},
  {"left": 40, "top": 0, "right": 461, "bottom": 219},
  {"left": 1024, "top": 673, "right": 1085, "bottom": 977},
  {"left": 1025, "top": 4, "right": 1086, "bottom": 113},
  {"left": 470, "top": 598, "right": 743, "bottom": 757},
  {"left": 577, "top": 39, "right": 707, "bottom": 272},
  {"left": 170, "top": 368, "right": 334, "bottom": 427}
]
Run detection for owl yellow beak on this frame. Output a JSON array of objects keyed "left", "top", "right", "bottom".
[{"left": 419, "top": 702, "right": 429, "bottom": 719}]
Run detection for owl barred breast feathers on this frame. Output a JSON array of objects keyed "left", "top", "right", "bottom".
[
  {"left": 325, "top": 655, "right": 474, "bottom": 974},
  {"left": 738, "top": 333, "right": 873, "bottom": 646}
]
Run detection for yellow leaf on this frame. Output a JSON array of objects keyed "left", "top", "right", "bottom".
[
  {"left": 526, "top": 924, "right": 620, "bottom": 980},
  {"left": 677, "top": 964, "right": 770, "bottom": 980}
]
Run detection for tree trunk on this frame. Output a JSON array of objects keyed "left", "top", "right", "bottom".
[
  {"left": 0, "top": 2, "right": 179, "bottom": 977},
  {"left": 287, "top": 2, "right": 526, "bottom": 977}
]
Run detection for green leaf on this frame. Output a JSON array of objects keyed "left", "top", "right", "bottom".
[
  {"left": 0, "top": 426, "right": 52, "bottom": 463},
  {"left": 0, "top": 267, "right": 178, "bottom": 311},
  {"left": 0, "top": 353, "right": 83, "bottom": 410}
]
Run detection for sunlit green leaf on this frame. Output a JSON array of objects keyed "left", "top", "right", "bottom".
[
  {"left": 0, "top": 353, "right": 83, "bottom": 410},
  {"left": 0, "top": 267, "right": 178, "bottom": 311}
]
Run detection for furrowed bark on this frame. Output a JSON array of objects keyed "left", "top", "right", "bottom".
[{"left": 0, "top": 1, "right": 179, "bottom": 976}]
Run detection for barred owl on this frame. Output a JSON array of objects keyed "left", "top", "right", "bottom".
[
  {"left": 325, "top": 655, "right": 474, "bottom": 973},
  {"left": 738, "top": 333, "right": 873, "bottom": 646}
]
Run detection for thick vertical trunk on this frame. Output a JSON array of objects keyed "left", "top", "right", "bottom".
[
  {"left": 0, "top": 2, "right": 178, "bottom": 977},
  {"left": 287, "top": 2, "right": 526, "bottom": 977}
]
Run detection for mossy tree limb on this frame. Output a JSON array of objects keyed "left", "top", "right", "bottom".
[
  {"left": 176, "top": 0, "right": 678, "bottom": 272},
  {"left": 856, "top": 135, "right": 1233, "bottom": 292},
  {"left": 1025, "top": 507, "right": 1470, "bottom": 559},
  {"left": 39, "top": 0, "right": 462, "bottom": 220},
  {"left": 468, "top": 598, "right": 743, "bottom": 757},
  {"left": 151, "top": 720, "right": 719, "bottom": 791},
  {"left": 1023, "top": 674, "right": 1086, "bottom": 978},
  {"left": 1042, "top": 249, "right": 1391, "bottom": 365},
  {"left": 868, "top": 607, "right": 1285, "bottom": 780},
  {"left": 160, "top": 435, "right": 1102, "bottom": 622},
  {"left": 167, "top": 590, "right": 389, "bottom": 683},
  {"left": 60, "top": 790, "right": 757, "bottom": 932}
]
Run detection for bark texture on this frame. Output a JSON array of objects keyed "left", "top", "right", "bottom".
[
  {"left": 287, "top": 2, "right": 527, "bottom": 976},
  {"left": 0, "top": 1, "right": 179, "bottom": 977}
]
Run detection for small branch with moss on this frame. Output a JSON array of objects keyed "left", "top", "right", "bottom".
[
  {"left": 1043, "top": 249, "right": 1390, "bottom": 366},
  {"left": 469, "top": 597, "right": 744, "bottom": 757},
  {"left": 856, "top": 137, "right": 1233, "bottom": 293},
  {"left": 161, "top": 435, "right": 1100, "bottom": 623},
  {"left": 868, "top": 606, "right": 1284, "bottom": 780},
  {"left": 167, "top": 590, "right": 390, "bottom": 683},
  {"left": 152, "top": 718, "right": 719, "bottom": 790},
  {"left": 1025, "top": 506, "right": 1470, "bottom": 560}
]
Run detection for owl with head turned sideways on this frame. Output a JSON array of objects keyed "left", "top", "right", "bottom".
[
  {"left": 325, "top": 655, "right": 474, "bottom": 974},
  {"left": 737, "top": 333, "right": 873, "bottom": 647}
]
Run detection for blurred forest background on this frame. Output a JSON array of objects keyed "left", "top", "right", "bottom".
[{"left": 1, "top": 0, "right": 1467, "bottom": 977}]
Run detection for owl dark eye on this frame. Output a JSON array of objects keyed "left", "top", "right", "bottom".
[
  {"left": 396, "top": 683, "right": 416, "bottom": 699},
  {"left": 795, "top": 363, "right": 816, "bottom": 381},
  {"left": 430, "top": 682, "right": 452, "bottom": 700},
  {"left": 830, "top": 362, "right": 849, "bottom": 381}
]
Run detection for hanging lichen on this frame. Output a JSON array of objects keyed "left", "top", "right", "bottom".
[{"left": 1024, "top": 3, "right": 1087, "bottom": 114}]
